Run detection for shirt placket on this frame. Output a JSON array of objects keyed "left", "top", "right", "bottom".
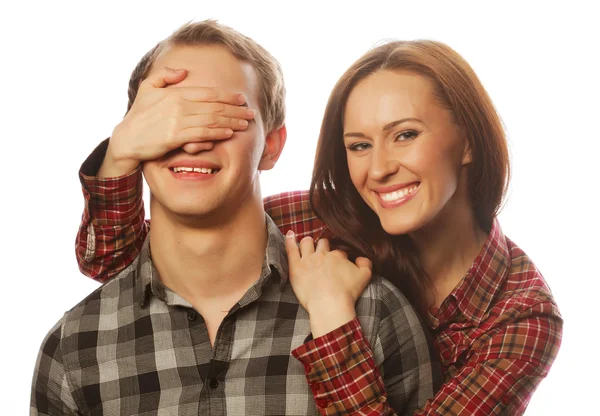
[{"left": 185, "top": 305, "right": 235, "bottom": 416}]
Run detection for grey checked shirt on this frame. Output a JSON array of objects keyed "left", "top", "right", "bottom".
[{"left": 31, "top": 216, "right": 437, "bottom": 415}]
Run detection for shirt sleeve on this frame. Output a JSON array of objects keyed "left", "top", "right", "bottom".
[
  {"left": 292, "top": 298, "right": 562, "bottom": 416},
  {"left": 371, "top": 280, "right": 441, "bottom": 415},
  {"left": 263, "top": 191, "right": 327, "bottom": 240},
  {"left": 292, "top": 279, "right": 442, "bottom": 416},
  {"left": 31, "top": 319, "right": 80, "bottom": 415},
  {"left": 292, "top": 318, "right": 394, "bottom": 415},
  {"left": 75, "top": 140, "right": 325, "bottom": 283},
  {"left": 75, "top": 139, "right": 149, "bottom": 283},
  {"left": 415, "top": 301, "right": 563, "bottom": 416}
]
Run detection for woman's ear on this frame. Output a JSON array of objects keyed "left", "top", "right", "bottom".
[
  {"left": 259, "top": 124, "right": 287, "bottom": 171},
  {"left": 461, "top": 138, "right": 472, "bottom": 166}
]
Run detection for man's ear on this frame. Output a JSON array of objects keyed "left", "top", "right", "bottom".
[{"left": 258, "top": 124, "right": 287, "bottom": 171}]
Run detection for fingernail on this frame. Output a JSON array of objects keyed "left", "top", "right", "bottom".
[
  {"left": 286, "top": 230, "right": 295, "bottom": 238},
  {"left": 246, "top": 109, "right": 255, "bottom": 118},
  {"left": 225, "top": 129, "right": 233, "bottom": 135},
  {"left": 237, "top": 94, "right": 246, "bottom": 104},
  {"left": 239, "top": 119, "right": 248, "bottom": 127},
  {"left": 174, "top": 68, "right": 185, "bottom": 73}
]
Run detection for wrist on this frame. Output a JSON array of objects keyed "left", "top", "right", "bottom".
[
  {"left": 97, "top": 138, "right": 139, "bottom": 178},
  {"left": 308, "top": 299, "right": 357, "bottom": 338}
]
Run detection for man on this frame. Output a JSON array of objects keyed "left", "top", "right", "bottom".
[{"left": 31, "top": 20, "right": 438, "bottom": 415}]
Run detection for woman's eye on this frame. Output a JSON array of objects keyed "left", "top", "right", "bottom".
[
  {"left": 347, "top": 142, "right": 371, "bottom": 151},
  {"left": 395, "top": 130, "right": 419, "bottom": 141}
]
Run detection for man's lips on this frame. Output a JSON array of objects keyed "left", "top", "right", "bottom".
[
  {"left": 166, "top": 159, "right": 221, "bottom": 180},
  {"left": 167, "top": 159, "right": 221, "bottom": 170}
]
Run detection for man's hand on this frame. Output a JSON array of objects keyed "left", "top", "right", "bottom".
[
  {"left": 285, "top": 231, "right": 373, "bottom": 338},
  {"left": 98, "top": 66, "right": 256, "bottom": 178}
]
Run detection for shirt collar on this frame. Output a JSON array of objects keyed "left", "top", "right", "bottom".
[
  {"left": 433, "top": 219, "right": 511, "bottom": 325},
  {"left": 134, "top": 214, "right": 289, "bottom": 308}
]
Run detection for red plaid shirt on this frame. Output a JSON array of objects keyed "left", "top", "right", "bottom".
[{"left": 77, "top": 141, "right": 562, "bottom": 415}]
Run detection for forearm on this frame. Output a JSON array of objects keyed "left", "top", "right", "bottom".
[
  {"left": 76, "top": 139, "right": 148, "bottom": 282},
  {"left": 293, "top": 319, "right": 395, "bottom": 415},
  {"left": 97, "top": 134, "right": 140, "bottom": 178}
]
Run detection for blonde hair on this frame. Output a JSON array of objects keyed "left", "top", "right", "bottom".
[{"left": 127, "top": 20, "right": 286, "bottom": 133}]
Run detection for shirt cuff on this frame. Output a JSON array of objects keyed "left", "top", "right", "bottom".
[
  {"left": 79, "top": 139, "right": 144, "bottom": 226},
  {"left": 292, "top": 318, "right": 388, "bottom": 414}
]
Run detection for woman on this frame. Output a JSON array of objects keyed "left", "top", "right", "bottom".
[{"left": 75, "top": 40, "right": 562, "bottom": 415}]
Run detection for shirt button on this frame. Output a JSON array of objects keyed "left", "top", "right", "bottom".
[
  {"left": 315, "top": 398, "right": 331, "bottom": 408},
  {"left": 208, "top": 378, "right": 219, "bottom": 389},
  {"left": 187, "top": 310, "right": 197, "bottom": 321}
]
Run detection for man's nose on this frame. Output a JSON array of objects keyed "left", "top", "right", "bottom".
[{"left": 181, "top": 141, "right": 215, "bottom": 154}]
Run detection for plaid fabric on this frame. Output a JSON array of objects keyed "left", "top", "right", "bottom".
[
  {"left": 76, "top": 140, "right": 325, "bottom": 283},
  {"left": 37, "top": 216, "right": 438, "bottom": 415},
  {"left": 414, "top": 222, "right": 563, "bottom": 415},
  {"left": 292, "top": 221, "right": 563, "bottom": 416},
  {"left": 76, "top": 139, "right": 149, "bottom": 282},
  {"left": 74, "top": 144, "right": 561, "bottom": 415}
]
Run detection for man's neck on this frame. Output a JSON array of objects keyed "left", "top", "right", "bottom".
[
  {"left": 149, "top": 192, "right": 268, "bottom": 305},
  {"left": 411, "top": 186, "right": 489, "bottom": 307}
]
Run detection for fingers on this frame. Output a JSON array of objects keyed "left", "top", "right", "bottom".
[
  {"left": 315, "top": 238, "right": 330, "bottom": 253},
  {"left": 355, "top": 256, "right": 373, "bottom": 279},
  {"left": 140, "top": 66, "right": 188, "bottom": 90},
  {"left": 285, "top": 230, "right": 301, "bottom": 268},
  {"left": 179, "top": 86, "right": 247, "bottom": 106},
  {"left": 183, "top": 102, "right": 255, "bottom": 120},
  {"left": 181, "top": 114, "right": 250, "bottom": 132},
  {"left": 177, "top": 127, "right": 234, "bottom": 143},
  {"left": 355, "top": 256, "right": 372, "bottom": 270},
  {"left": 331, "top": 249, "right": 348, "bottom": 260},
  {"left": 299, "top": 236, "right": 316, "bottom": 256}
]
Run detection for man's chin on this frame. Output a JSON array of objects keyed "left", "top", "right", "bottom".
[{"left": 151, "top": 198, "right": 224, "bottom": 223}]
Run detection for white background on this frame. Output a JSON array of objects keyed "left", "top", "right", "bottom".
[{"left": 1, "top": 0, "right": 598, "bottom": 413}]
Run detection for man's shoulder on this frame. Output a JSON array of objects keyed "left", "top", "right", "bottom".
[
  {"left": 61, "top": 262, "right": 140, "bottom": 335},
  {"left": 359, "top": 274, "right": 412, "bottom": 308},
  {"left": 37, "top": 263, "right": 139, "bottom": 365},
  {"left": 355, "top": 274, "right": 423, "bottom": 342}
]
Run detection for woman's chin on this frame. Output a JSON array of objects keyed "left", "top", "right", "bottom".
[{"left": 379, "top": 218, "right": 422, "bottom": 236}]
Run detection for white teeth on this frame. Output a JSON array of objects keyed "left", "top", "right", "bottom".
[
  {"left": 173, "top": 167, "right": 215, "bottom": 174},
  {"left": 173, "top": 167, "right": 193, "bottom": 173},
  {"left": 380, "top": 185, "right": 418, "bottom": 202}
]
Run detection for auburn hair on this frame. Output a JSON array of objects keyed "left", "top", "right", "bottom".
[{"left": 311, "top": 40, "right": 510, "bottom": 313}]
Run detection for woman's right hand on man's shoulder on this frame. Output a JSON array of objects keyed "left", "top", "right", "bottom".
[
  {"left": 98, "top": 66, "right": 256, "bottom": 178},
  {"left": 284, "top": 231, "right": 373, "bottom": 338}
]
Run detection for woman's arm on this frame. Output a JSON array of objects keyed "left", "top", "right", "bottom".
[
  {"left": 285, "top": 235, "right": 441, "bottom": 415},
  {"left": 415, "top": 301, "right": 562, "bottom": 415},
  {"left": 292, "top": 299, "right": 562, "bottom": 415},
  {"left": 75, "top": 140, "right": 326, "bottom": 281},
  {"left": 76, "top": 139, "right": 148, "bottom": 282}
]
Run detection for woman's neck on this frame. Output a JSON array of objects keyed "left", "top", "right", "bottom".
[{"left": 411, "top": 194, "right": 489, "bottom": 308}]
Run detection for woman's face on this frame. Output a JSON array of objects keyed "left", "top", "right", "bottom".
[{"left": 343, "top": 70, "right": 472, "bottom": 235}]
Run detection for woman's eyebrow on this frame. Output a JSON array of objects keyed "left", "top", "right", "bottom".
[{"left": 344, "top": 117, "right": 423, "bottom": 138}]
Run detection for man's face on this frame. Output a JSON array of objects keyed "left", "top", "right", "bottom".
[{"left": 142, "top": 44, "right": 270, "bottom": 222}]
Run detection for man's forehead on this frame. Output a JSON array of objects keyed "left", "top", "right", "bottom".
[{"left": 151, "top": 44, "right": 258, "bottom": 94}]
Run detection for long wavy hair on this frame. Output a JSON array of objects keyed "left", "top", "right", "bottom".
[{"left": 311, "top": 40, "right": 510, "bottom": 313}]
